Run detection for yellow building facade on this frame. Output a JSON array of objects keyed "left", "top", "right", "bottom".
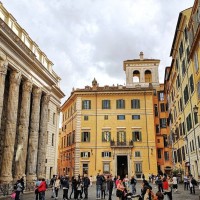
[
  {"left": 60, "top": 53, "right": 172, "bottom": 179},
  {"left": 168, "top": 3, "right": 200, "bottom": 179}
]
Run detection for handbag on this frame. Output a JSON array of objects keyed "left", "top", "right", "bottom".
[
  {"left": 10, "top": 192, "right": 16, "bottom": 199},
  {"left": 116, "top": 189, "right": 123, "bottom": 197}
]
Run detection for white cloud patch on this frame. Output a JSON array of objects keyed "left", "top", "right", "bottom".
[{"left": 1, "top": 0, "right": 194, "bottom": 99}]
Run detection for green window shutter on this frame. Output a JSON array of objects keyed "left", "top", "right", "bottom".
[
  {"left": 81, "top": 152, "right": 83, "bottom": 157},
  {"left": 102, "top": 100, "right": 104, "bottom": 109},
  {"left": 82, "top": 101, "right": 84, "bottom": 109},
  {"left": 117, "top": 132, "right": 119, "bottom": 142},
  {"left": 108, "top": 132, "right": 111, "bottom": 142},
  {"left": 88, "top": 132, "right": 90, "bottom": 142},
  {"left": 124, "top": 132, "right": 126, "bottom": 142},
  {"left": 88, "top": 152, "right": 90, "bottom": 157},
  {"left": 88, "top": 100, "right": 90, "bottom": 109},
  {"left": 139, "top": 132, "right": 142, "bottom": 141},
  {"left": 109, "top": 152, "right": 111, "bottom": 157},
  {"left": 138, "top": 100, "right": 140, "bottom": 108},
  {"left": 132, "top": 132, "right": 135, "bottom": 141},
  {"left": 102, "top": 152, "right": 104, "bottom": 157},
  {"left": 81, "top": 132, "right": 83, "bottom": 142},
  {"left": 131, "top": 100, "right": 133, "bottom": 108},
  {"left": 102, "top": 132, "right": 104, "bottom": 141}
]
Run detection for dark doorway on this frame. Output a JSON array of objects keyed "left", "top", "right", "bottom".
[{"left": 117, "top": 155, "right": 128, "bottom": 179}]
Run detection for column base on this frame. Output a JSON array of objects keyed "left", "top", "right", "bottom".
[
  {"left": 26, "top": 174, "right": 37, "bottom": 183},
  {"left": 0, "top": 175, "right": 13, "bottom": 183}
]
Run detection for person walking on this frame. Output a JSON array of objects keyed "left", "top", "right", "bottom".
[
  {"left": 69, "top": 176, "right": 76, "bottom": 199},
  {"left": 163, "top": 177, "right": 172, "bottom": 200},
  {"left": 183, "top": 175, "right": 189, "bottom": 190},
  {"left": 35, "top": 178, "right": 41, "bottom": 200},
  {"left": 54, "top": 176, "right": 61, "bottom": 199},
  {"left": 96, "top": 173, "right": 102, "bottom": 199},
  {"left": 189, "top": 176, "right": 197, "bottom": 194},
  {"left": 116, "top": 179, "right": 125, "bottom": 200},
  {"left": 130, "top": 175, "right": 137, "bottom": 195},
  {"left": 38, "top": 178, "right": 47, "bottom": 200},
  {"left": 83, "top": 174, "right": 90, "bottom": 199},
  {"left": 157, "top": 176, "right": 163, "bottom": 192},
  {"left": 107, "top": 175, "right": 113, "bottom": 200},
  {"left": 62, "top": 175, "right": 70, "bottom": 200},
  {"left": 172, "top": 175, "right": 178, "bottom": 192},
  {"left": 14, "top": 179, "right": 23, "bottom": 200},
  {"left": 101, "top": 178, "right": 106, "bottom": 199}
]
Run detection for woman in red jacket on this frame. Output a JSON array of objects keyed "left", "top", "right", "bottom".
[
  {"left": 38, "top": 178, "right": 47, "bottom": 200},
  {"left": 163, "top": 177, "right": 172, "bottom": 200}
]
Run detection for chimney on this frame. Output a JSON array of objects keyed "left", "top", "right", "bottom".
[{"left": 139, "top": 52, "right": 144, "bottom": 60}]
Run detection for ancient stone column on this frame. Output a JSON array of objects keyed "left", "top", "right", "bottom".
[
  {"left": 14, "top": 80, "right": 32, "bottom": 180},
  {"left": 26, "top": 87, "right": 42, "bottom": 182},
  {"left": 0, "top": 54, "right": 8, "bottom": 130},
  {"left": 0, "top": 70, "right": 21, "bottom": 183},
  {"left": 37, "top": 94, "right": 50, "bottom": 178}
]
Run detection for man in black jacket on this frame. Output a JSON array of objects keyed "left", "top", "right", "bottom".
[
  {"left": 83, "top": 174, "right": 90, "bottom": 199},
  {"left": 107, "top": 176, "right": 113, "bottom": 200},
  {"left": 62, "top": 175, "right": 70, "bottom": 200}
]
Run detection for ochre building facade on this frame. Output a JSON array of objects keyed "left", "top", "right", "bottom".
[
  {"left": 0, "top": 3, "right": 65, "bottom": 183},
  {"left": 60, "top": 53, "right": 172, "bottom": 179}
]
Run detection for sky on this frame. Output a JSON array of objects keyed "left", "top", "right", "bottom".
[{"left": 1, "top": 0, "right": 194, "bottom": 102}]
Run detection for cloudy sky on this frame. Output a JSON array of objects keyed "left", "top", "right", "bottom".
[{"left": 1, "top": 0, "right": 194, "bottom": 101}]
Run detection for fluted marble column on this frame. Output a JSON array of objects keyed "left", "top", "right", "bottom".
[
  {"left": 0, "top": 54, "right": 8, "bottom": 129},
  {"left": 37, "top": 94, "right": 50, "bottom": 178},
  {"left": 0, "top": 70, "right": 21, "bottom": 183},
  {"left": 26, "top": 87, "right": 42, "bottom": 182},
  {"left": 14, "top": 80, "right": 32, "bottom": 180}
]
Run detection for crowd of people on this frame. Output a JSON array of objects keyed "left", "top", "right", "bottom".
[{"left": 9, "top": 173, "right": 200, "bottom": 200}]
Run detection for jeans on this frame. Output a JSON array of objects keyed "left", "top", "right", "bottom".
[
  {"left": 131, "top": 184, "right": 136, "bottom": 194},
  {"left": 83, "top": 187, "right": 88, "bottom": 198},
  {"left": 15, "top": 191, "right": 21, "bottom": 200},
  {"left": 63, "top": 188, "right": 69, "bottom": 199},
  {"left": 96, "top": 185, "right": 101, "bottom": 198},
  {"left": 39, "top": 191, "right": 45, "bottom": 200}
]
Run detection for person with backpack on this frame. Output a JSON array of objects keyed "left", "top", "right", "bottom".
[
  {"left": 156, "top": 176, "right": 163, "bottom": 192},
  {"left": 37, "top": 178, "right": 47, "bottom": 200},
  {"left": 83, "top": 174, "right": 90, "bottom": 199},
  {"left": 14, "top": 179, "right": 23, "bottom": 200},
  {"left": 141, "top": 180, "right": 152, "bottom": 200},
  {"left": 189, "top": 176, "right": 197, "bottom": 194},
  {"left": 130, "top": 175, "right": 137, "bottom": 195},
  {"left": 107, "top": 175, "right": 113, "bottom": 200},
  {"left": 62, "top": 175, "right": 70, "bottom": 200}
]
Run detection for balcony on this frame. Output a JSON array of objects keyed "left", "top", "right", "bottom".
[{"left": 110, "top": 140, "right": 134, "bottom": 148}]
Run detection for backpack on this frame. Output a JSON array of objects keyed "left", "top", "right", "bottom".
[
  {"left": 134, "top": 179, "right": 137, "bottom": 184},
  {"left": 191, "top": 179, "right": 197, "bottom": 186}
]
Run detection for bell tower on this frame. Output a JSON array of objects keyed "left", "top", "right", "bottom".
[{"left": 123, "top": 52, "right": 160, "bottom": 88}]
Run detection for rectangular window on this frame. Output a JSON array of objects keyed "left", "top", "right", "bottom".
[
  {"left": 197, "top": 136, "right": 200, "bottom": 148},
  {"left": 157, "top": 149, "right": 162, "bottom": 159},
  {"left": 82, "top": 163, "right": 88, "bottom": 175},
  {"left": 182, "top": 122, "right": 185, "bottom": 135},
  {"left": 186, "top": 114, "right": 192, "bottom": 131},
  {"left": 158, "top": 92, "right": 164, "bottom": 101},
  {"left": 182, "top": 146, "right": 185, "bottom": 161},
  {"left": 103, "top": 163, "right": 110, "bottom": 173},
  {"left": 102, "top": 152, "right": 111, "bottom": 157},
  {"left": 81, "top": 152, "right": 90, "bottom": 158},
  {"left": 180, "top": 98, "right": 183, "bottom": 112},
  {"left": 104, "top": 115, "right": 108, "bottom": 120},
  {"left": 175, "top": 59, "right": 179, "bottom": 70},
  {"left": 102, "top": 131, "right": 111, "bottom": 142},
  {"left": 117, "top": 131, "right": 126, "bottom": 142},
  {"left": 117, "top": 115, "right": 125, "bottom": 120},
  {"left": 194, "top": 112, "right": 198, "bottom": 125},
  {"left": 164, "top": 151, "right": 169, "bottom": 161},
  {"left": 194, "top": 52, "right": 199, "bottom": 72},
  {"left": 160, "top": 118, "right": 167, "bottom": 128},
  {"left": 84, "top": 115, "right": 89, "bottom": 120},
  {"left": 174, "top": 151, "right": 177, "bottom": 163},
  {"left": 176, "top": 75, "right": 180, "bottom": 89},
  {"left": 160, "top": 103, "right": 165, "bottom": 112},
  {"left": 184, "top": 85, "right": 189, "bottom": 104},
  {"left": 182, "top": 59, "right": 186, "bottom": 76},
  {"left": 81, "top": 132, "right": 90, "bottom": 142},
  {"left": 156, "top": 125, "right": 160, "bottom": 134},
  {"left": 116, "top": 99, "right": 125, "bottom": 109},
  {"left": 82, "top": 100, "right": 91, "bottom": 109},
  {"left": 154, "top": 104, "right": 158, "bottom": 116},
  {"left": 131, "top": 99, "right": 140, "bottom": 109},
  {"left": 192, "top": 140, "right": 195, "bottom": 151},
  {"left": 132, "top": 131, "right": 142, "bottom": 142},
  {"left": 102, "top": 100, "right": 111, "bottom": 109},
  {"left": 184, "top": 27, "right": 188, "bottom": 41},
  {"left": 179, "top": 41, "right": 183, "bottom": 59},
  {"left": 135, "top": 163, "right": 142, "bottom": 173},
  {"left": 190, "top": 75, "right": 194, "bottom": 94},
  {"left": 52, "top": 133, "right": 54, "bottom": 146},
  {"left": 198, "top": 81, "right": 200, "bottom": 100},
  {"left": 135, "top": 151, "right": 141, "bottom": 157},
  {"left": 132, "top": 115, "right": 140, "bottom": 120}
]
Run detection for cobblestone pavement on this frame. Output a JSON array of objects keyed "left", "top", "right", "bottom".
[{"left": 0, "top": 182, "right": 200, "bottom": 200}]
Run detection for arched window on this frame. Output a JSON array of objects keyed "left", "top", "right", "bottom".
[
  {"left": 145, "top": 70, "right": 152, "bottom": 82},
  {"left": 133, "top": 70, "right": 140, "bottom": 83}
]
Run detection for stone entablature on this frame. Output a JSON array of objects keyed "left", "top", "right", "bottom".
[{"left": 0, "top": 2, "right": 59, "bottom": 84}]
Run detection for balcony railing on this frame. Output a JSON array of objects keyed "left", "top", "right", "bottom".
[{"left": 110, "top": 140, "right": 134, "bottom": 148}]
